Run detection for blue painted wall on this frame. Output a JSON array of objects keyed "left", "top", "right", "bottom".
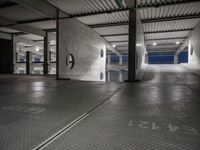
[
  {"left": 107, "top": 54, "right": 128, "bottom": 64},
  {"left": 178, "top": 52, "right": 188, "bottom": 63},
  {"left": 148, "top": 53, "right": 174, "bottom": 64}
]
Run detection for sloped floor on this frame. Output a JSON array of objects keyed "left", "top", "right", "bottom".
[{"left": 0, "top": 65, "right": 200, "bottom": 150}]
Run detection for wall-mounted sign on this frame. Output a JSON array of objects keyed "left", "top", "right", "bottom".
[{"left": 66, "top": 53, "right": 75, "bottom": 69}]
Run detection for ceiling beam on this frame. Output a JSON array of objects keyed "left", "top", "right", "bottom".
[
  {"left": 175, "top": 38, "right": 189, "bottom": 55},
  {"left": 109, "top": 40, "right": 128, "bottom": 43},
  {"left": 10, "top": 0, "right": 57, "bottom": 18},
  {"left": 142, "top": 13, "right": 200, "bottom": 23},
  {"left": 144, "top": 29, "right": 194, "bottom": 34},
  {"left": 11, "top": 25, "right": 45, "bottom": 37},
  {"left": 89, "top": 13, "right": 200, "bottom": 28},
  {"left": 53, "top": 0, "right": 199, "bottom": 18},
  {"left": 146, "top": 37, "right": 187, "bottom": 41},
  {"left": 138, "top": 0, "right": 200, "bottom": 9},
  {"left": 101, "top": 29, "right": 193, "bottom": 37},
  {"left": 0, "top": 16, "right": 46, "bottom": 36},
  {"left": 102, "top": 33, "right": 128, "bottom": 37},
  {"left": 89, "top": 21, "right": 128, "bottom": 28}
]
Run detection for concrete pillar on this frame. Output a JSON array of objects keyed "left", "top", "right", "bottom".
[
  {"left": 174, "top": 54, "right": 178, "bottom": 64},
  {"left": 119, "top": 70, "right": 123, "bottom": 82},
  {"left": 26, "top": 51, "right": 33, "bottom": 74},
  {"left": 145, "top": 52, "right": 149, "bottom": 64},
  {"left": 107, "top": 70, "right": 110, "bottom": 82},
  {"left": 128, "top": 1, "right": 137, "bottom": 82},
  {"left": 43, "top": 32, "right": 51, "bottom": 75},
  {"left": 12, "top": 35, "right": 17, "bottom": 74},
  {"left": 107, "top": 54, "right": 111, "bottom": 65},
  {"left": 119, "top": 56, "right": 123, "bottom": 65}
]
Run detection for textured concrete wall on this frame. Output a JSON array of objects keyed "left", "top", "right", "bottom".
[
  {"left": 188, "top": 21, "right": 200, "bottom": 69},
  {"left": 135, "top": 12, "right": 146, "bottom": 80},
  {"left": 58, "top": 18, "right": 106, "bottom": 81}
]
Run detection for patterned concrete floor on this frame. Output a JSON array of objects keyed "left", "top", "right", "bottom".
[{"left": 0, "top": 65, "right": 200, "bottom": 150}]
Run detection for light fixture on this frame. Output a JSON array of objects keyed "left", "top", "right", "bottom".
[
  {"left": 153, "top": 43, "right": 157, "bottom": 46},
  {"left": 35, "top": 47, "right": 40, "bottom": 52},
  {"left": 136, "top": 43, "right": 142, "bottom": 47},
  {"left": 176, "top": 41, "right": 180, "bottom": 45},
  {"left": 113, "top": 45, "right": 116, "bottom": 48}
]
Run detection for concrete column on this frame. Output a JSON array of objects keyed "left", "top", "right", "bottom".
[
  {"left": 26, "top": 51, "right": 33, "bottom": 74},
  {"left": 145, "top": 52, "right": 149, "bottom": 64},
  {"left": 107, "top": 70, "right": 110, "bottom": 82},
  {"left": 119, "top": 70, "right": 123, "bottom": 82},
  {"left": 43, "top": 32, "right": 51, "bottom": 75},
  {"left": 26, "top": 51, "right": 30, "bottom": 74},
  {"left": 128, "top": 1, "right": 137, "bottom": 82},
  {"left": 119, "top": 56, "right": 123, "bottom": 65},
  {"left": 12, "top": 35, "right": 17, "bottom": 74},
  {"left": 174, "top": 54, "right": 178, "bottom": 64},
  {"left": 107, "top": 54, "right": 111, "bottom": 65}
]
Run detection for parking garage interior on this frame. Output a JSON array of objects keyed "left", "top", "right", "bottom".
[{"left": 0, "top": 0, "right": 200, "bottom": 150}]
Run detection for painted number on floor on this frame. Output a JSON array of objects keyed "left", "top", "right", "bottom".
[{"left": 128, "top": 120, "right": 199, "bottom": 136}]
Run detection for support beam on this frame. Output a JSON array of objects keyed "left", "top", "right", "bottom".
[
  {"left": 107, "top": 70, "right": 111, "bottom": 82},
  {"left": 43, "top": 32, "right": 50, "bottom": 75},
  {"left": 16, "top": 37, "right": 43, "bottom": 48},
  {"left": 175, "top": 37, "right": 190, "bottom": 55},
  {"left": 119, "top": 70, "right": 123, "bottom": 82},
  {"left": 10, "top": 0, "right": 57, "bottom": 18},
  {"left": 144, "top": 29, "right": 194, "bottom": 34},
  {"left": 0, "top": 15, "right": 46, "bottom": 37},
  {"left": 127, "top": 0, "right": 137, "bottom": 82},
  {"left": 146, "top": 37, "right": 187, "bottom": 41},
  {"left": 174, "top": 54, "right": 178, "bottom": 64},
  {"left": 12, "top": 35, "right": 17, "bottom": 73},
  {"left": 106, "top": 44, "right": 121, "bottom": 56},
  {"left": 119, "top": 56, "right": 123, "bottom": 65},
  {"left": 47, "top": 0, "right": 199, "bottom": 19},
  {"left": 11, "top": 25, "right": 46, "bottom": 37},
  {"left": 142, "top": 13, "right": 200, "bottom": 23},
  {"left": 102, "top": 29, "right": 193, "bottom": 37},
  {"left": 138, "top": 0, "right": 200, "bottom": 9},
  {"left": 89, "top": 14, "right": 200, "bottom": 28},
  {"left": 26, "top": 51, "right": 30, "bottom": 74},
  {"left": 89, "top": 21, "right": 128, "bottom": 28},
  {"left": 109, "top": 40, "right": 128, "bottom": 43}
]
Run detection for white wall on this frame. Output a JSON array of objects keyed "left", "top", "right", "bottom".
[
  {"left": 135, "top": 12, "right": 146, "bottom": 80},
  {"left": 58, "top": 18, "right": 106, "bottom": 81},
  {"left": 188, "top": 21, "right": 200, "bottom": 70}
]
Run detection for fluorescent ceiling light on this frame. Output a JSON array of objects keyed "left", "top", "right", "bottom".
[
  {"left": 136, "top": 43, "right": 142, "bottom": 47},
  {"left": 35, "top": 47, "right": 40, "bottom": 52}
]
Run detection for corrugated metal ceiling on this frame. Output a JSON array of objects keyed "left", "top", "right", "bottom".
[
  {"left": 47, "top": 0, "right": 126, "bottom": 15},
  {"left": 146, "top": 38, "right": 185, "bottom": 45},
  {"left": 140, "top": 2, "right": 200, "bottom": 20},
  {"left": 143, "top": 19, "right": 200, "bottom": 32},
  {"left": 145, "top": 31, "right": 190, "bottom": 40},
  {"left": 0, "top": 5, "right": 46, "bottom": 22},
  {"left": 105, "top": 35, "right": 128, "bottom": 42},
  {"left": 94, "top": 25, "right": 128, "bottom": 35},
  {"left": 0, "top": 0, "right": 199, "bottom": 52},
  {"left": 77, "top": 11, "right": 128, "bottom": 25}
]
